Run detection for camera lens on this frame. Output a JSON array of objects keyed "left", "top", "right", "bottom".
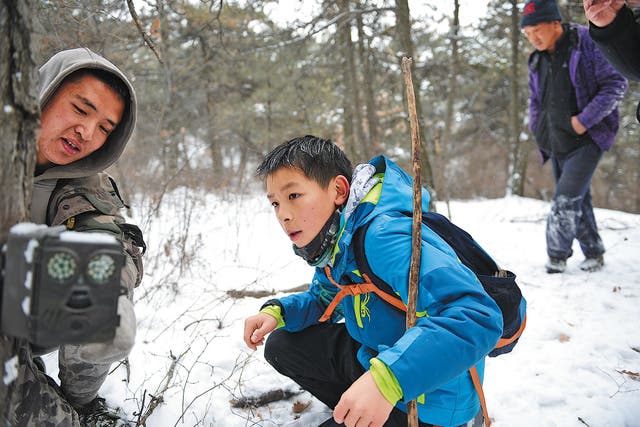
[
  {"left": 87, "top": 253, "right": 116, "bottom": 284},
  {"left": 46, "top": 251, "right": 77, "bottom": 282}
]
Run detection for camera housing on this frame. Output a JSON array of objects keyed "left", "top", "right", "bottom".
[{"left": 1, "top": 224, "right": 123, "bottom": 348}]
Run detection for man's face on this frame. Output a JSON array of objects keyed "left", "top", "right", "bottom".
[
  {"left": 266, "top": 167, "right": 346, "bottom": 248},
  {"left": 37, "top": 74, "right": 124, "bottom": 167},
  {"left": 523, "top": 21, "right": 561, "bottom": 52}
]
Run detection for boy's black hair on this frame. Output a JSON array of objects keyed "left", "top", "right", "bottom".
[
  {"left": 256, "top": 135, "right": 353, "bottom": 186},
  {"left": 63, "top": 68, "right": 130, "bottom": 106}
]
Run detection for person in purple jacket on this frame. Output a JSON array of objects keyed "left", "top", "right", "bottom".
[{"left": 521, "top": 0, "right": 627, "bottom": 274}]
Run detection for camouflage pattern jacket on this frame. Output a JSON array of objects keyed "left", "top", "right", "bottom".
[{"left": 47, "top": 172, "right": 145, "bottom": 293}]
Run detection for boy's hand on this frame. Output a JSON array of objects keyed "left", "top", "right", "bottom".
[
  {"left": 333, "top": 371, "right": 393, "bottom": 427},
  {"left": 243, "top": 313, "right": 278, "bottom": 350}
]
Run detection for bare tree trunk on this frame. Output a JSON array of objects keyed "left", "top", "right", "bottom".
[
  {"left": 198, "top": 36, "right": 225, "bottom": 188},
  {"left": 394, "top": 0, "right": 435, "bottom": 208},
  {"left": 342, "top": 1, "right": 367, "bottom": 163},
  {"left": 155, "top": 0, "right": 179, "bottom": 174},
  {"left": 356, "top": 0, "right": 379, "bottom": 157},
  {"left": 0, "top": 0, "right": 38, "bottom": 241},
  {"left": 507, "top": 0, "right": 528, "bottom": 196},
  {"left": 0, "top": 0, "right": 39, "bottom": 417},
  {"left": 439, "top": 0, "right": 460, "bottom": 218},
  {"left": 337, "top": 0, "right": 357, "bottom": 159}
]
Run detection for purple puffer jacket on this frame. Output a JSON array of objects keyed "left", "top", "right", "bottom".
[{"left": 527, "top": 24, "right": 628, "bottom": 162}]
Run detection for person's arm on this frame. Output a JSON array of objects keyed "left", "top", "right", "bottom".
[
  {"left": 270, "top": 271, "right": 342, "bottom": 332},
  {"left": 334, "top": 217, "right": 502, "bottom": 423},
  {"left": 48, "top": 174, "right": 144, "bottom": 363},
  {"left": 575, "top": 33, "right": 628, "bottom": 131},
  {"left": 527, "top": 60, "right": 540, "bottom": 136},
  {"left": 586, "top": 3, "right": 640, "bottom": 81},
  {"left": 243, "top": 269, "right": 340, "bottom": 350}
]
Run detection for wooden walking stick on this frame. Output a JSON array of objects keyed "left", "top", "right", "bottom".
[{"left": 401, "top": 56, "right": 423, "bottom": 427}]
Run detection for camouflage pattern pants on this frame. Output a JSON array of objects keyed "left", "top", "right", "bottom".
[
  {"left": 1, "top": 337, "right": 80, "bottom": 427},
  {"left": 58, "top": 294, "right": 136, "bottom": 407},
  {"left": 1, "top": 295, "right": 135, "bottom": 425}
]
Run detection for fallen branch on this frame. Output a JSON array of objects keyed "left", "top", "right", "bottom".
[
  {"left": 226, "top": 284, "right": 309, "bottom": 299},
  {"left": 230, "top": 388, "right": 303, "bottom": 408}
]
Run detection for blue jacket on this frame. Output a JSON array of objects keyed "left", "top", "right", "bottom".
[
  {"left": 276, "top": 156, "right": 503, "bottom": 426},
  {"left": 527, "top": 24, "right": 627, "bottom": 162}
]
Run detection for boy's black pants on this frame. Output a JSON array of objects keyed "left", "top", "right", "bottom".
[{"left": 264, "top": 323, "right": 464, "bottom": 427}]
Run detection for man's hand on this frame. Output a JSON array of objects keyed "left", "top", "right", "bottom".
[
  {"left": 333, "top": 371, "right": 394, "bottom": 427},
  {"left": 583, "top": 0, "right": 624, "bottom": 27},
  {"left": 243, "top": 313, "right": 277, "bottom": 350},
  {"left": 571, "top": 116, "right": 588, "bottom": 135}
]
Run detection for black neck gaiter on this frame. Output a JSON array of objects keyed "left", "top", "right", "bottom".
[{"left": 292, "top": 209, "right": 342, "bottom": 267}]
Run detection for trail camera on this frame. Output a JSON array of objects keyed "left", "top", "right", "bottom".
[{"left": 1, "top": 224, "right": 123, "bottom": 348}]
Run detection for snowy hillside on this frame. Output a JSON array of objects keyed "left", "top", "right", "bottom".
[{"left": 43, "top": 193, "right": 640, "bottom": 426}]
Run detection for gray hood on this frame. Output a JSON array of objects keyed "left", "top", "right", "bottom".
[{"left": 36, "top": 47, "right": 137, "bottom": 180}]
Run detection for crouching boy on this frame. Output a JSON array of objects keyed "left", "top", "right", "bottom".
[{"left": 243, "top": 135, "right": 502, "bottom": 427}]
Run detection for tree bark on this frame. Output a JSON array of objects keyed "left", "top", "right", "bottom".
[
  {"left": 337, "top": 0, "right": 358, "bottom": 160},
  {"left": 507, "top": 0, "right": 528, "bottom": 196},
  {"left": 439, "top": 0, "right": 460, "bottom": 217},
  {"left": 356, "top": 0, "right": 379, "bottom": 158},
  {"left": 0, "top": 0, "right": 39, "bottom": 418},
  {"left": 198, "top": 35, "right": 225, "bottom": 188},
  {"left": 394, "top": 0, "right": 435, "bottom": 208},
  {"left": 0, "top": 0, "right": 39, "bottom": 241},
  {"left": 345, "top": 5, "right": 366, "bottom": 163}
]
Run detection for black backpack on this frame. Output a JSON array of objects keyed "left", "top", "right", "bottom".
[{"left": 351, "top": 211, "right": 527, "bottom": 357}]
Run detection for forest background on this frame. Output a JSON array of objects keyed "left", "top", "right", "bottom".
[
  {"left": 2, "top": 1, "right": 640, "bottom": 424},
  {"left": 5, "top": 0, "right": 638, "bottom": 215}
]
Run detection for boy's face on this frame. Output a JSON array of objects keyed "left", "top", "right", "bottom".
[
  {"left": 266, "top": 167, "right": 349, "bottom": 248},
  {"left": 37, "top": 74, "right": 124, "bottom": 167}
]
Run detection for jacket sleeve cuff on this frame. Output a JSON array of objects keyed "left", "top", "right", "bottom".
[
  {"left": 369, "top": 357, "right": 402, "bottom": 406},
  {"left": 259, "top": 304, "right": 286, "bottom": 329}
]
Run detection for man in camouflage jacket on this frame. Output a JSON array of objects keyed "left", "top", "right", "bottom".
[{"left": 1, "top": 48, "right": 144, "bottom": 426}]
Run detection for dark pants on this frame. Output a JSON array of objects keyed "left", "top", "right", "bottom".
[
  {"left": 547, "top": 143, "right": 605, "bottom": 260},
  {"left": 264, "top": 323, "right": 475, "bottom": 427}
]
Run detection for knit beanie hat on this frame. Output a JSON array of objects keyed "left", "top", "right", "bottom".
[{"left": 521, "top": 0, "right": 562, "bottom": 27}]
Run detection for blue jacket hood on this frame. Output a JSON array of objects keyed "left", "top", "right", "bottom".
[{"left": 331, "top": 156, "right": 431, "bottom": 272}]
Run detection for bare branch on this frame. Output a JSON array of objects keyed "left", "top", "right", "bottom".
[
  {"left": 126, "top": 0, "right": 163, "bottom": 63},
  {"left": 229, "top": 389, "right": 303, "bottom": 408}
]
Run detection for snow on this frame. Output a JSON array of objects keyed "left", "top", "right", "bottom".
[
  {"left": 59, "top": 230, "right": 118, "bottom": 244},
  {"left": 42, "top": 192, "right": 640, "bottom": 426}
]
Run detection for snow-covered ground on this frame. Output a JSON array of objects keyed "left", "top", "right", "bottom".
[{"left": 43, "top": 192, "right": 640, "bottom": 426}]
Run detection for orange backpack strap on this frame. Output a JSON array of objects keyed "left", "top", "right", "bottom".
[
  {"left": 469, "top": 366, "right": 491, "bottom": 427},
  {"left": 319, "top": 266, "right": 407, "bottom": 322}
]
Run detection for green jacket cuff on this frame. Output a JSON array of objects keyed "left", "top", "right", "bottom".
[
  {"left": 369, "top": 357, "right": 402, "bottom": 406},
  {"left": 260, "top": 305, "right": 285, "bottom": 329}
]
